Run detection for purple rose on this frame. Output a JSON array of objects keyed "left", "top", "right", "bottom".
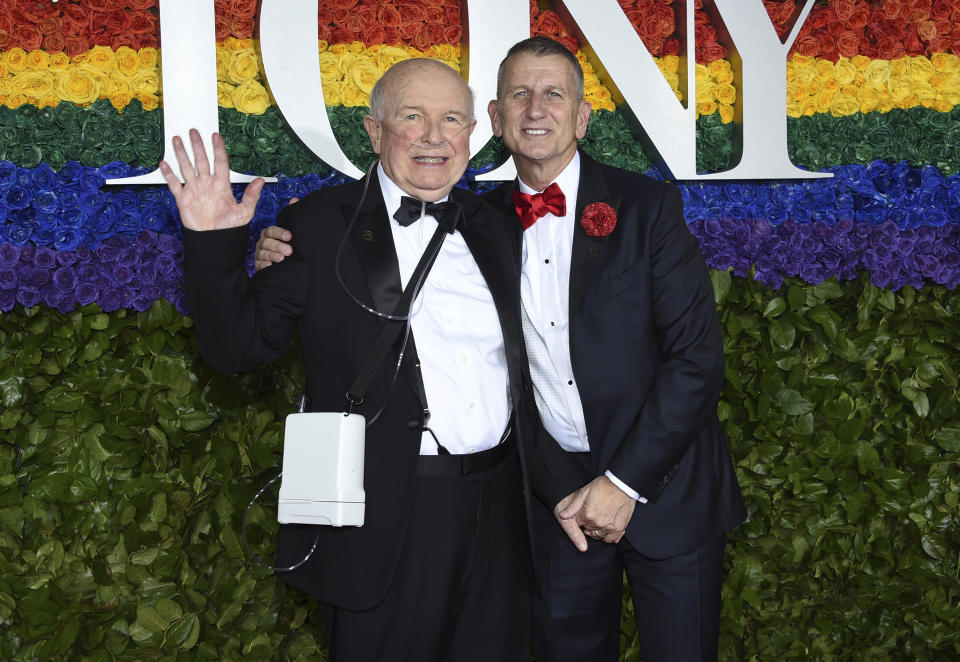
[
  {"left": 0, "top": 289, "right": 15, "bottom": 311},
  {"left": 0, "top": 243, "right": 20, "bottom": 268},
  {"left": 95, "top": 236, "right": 126, "bottom": 262},
  {"left": 156, "top": 234, "right": 180, "bottom": 255},
  {"left": 33, "top": 246, "right": 57, "bottom": 270},
  {"left": 17, "top": 286, "right": 42, "bottom": 308},
  {"left": 75, "top": 283, "right": 98, "bottom": 306},
  {"left": 132, "top": 294, "right": 153, "bottom": 312},
  {"left": 99, "top": 288, "right": 122, "bottom": 312},
  {"left": 114, "top": 265, "right": 133, "bottom": 286},
  {"left": 52, "top": 266, "right": 79, "bottom": 293},
  {"left": 0, "top": 269, "right": 15, "bottom": 289}
]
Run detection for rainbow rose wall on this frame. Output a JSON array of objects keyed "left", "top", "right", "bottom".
[{"left": 0, "top": 0, "right": 958, "bottom": 659}]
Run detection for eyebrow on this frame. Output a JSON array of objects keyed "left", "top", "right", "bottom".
[{"left": 396, "top": 105, "right": 468, "bottom": 117}]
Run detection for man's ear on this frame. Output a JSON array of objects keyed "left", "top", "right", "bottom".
[
  {"left": 363, "top": 115, "right": 381, "bottom": 153},
  {"left": 575, "top": 100, "right": 591, "bottom": 140},
  {"left": 487, "top": 100, "right": 502, "bottom": 137}
]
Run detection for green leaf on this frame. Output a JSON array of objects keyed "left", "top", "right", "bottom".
[
  {"left": 769, "top": 318, "right": 795, "bottom": 349},
  {"left": 774, "top": 389, "right": 813, "bottom": 415},
  {"left": 934, "top": 427, "right": 960, "bottom": 452},
  {"left": 710, "top": 269, "right": 732, "bottom": 304},
  {"left": 762, "top": 297, "right": 786, "bottom": 318},
  {"left": 26, "top": 472, "right": 98, "bottom": 503}
]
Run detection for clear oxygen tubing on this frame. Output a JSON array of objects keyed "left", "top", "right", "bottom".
[{"left": 243, "top": 152, "right": 461, "bottom": 571}]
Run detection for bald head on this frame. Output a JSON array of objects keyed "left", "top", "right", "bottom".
[{"left": 369, "top": 58, "right": 475, "bottom": 123}]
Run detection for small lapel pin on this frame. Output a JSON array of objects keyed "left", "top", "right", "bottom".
[
  {"left": 362, "top": 230, "right": 374, "bottom": 242},
  {"left": 587, "top": 247, "right": 599, "bottom": 258}
]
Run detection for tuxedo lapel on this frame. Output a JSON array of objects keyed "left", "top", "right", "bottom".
[
  {"left": 344, "top": 178, "right": 403, "bottom": 316},
  {"left": 569, "top": 153, "right": 621, "bottom": 314}
]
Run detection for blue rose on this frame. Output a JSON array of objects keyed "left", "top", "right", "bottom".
[
  {"left": 52, "top": 266, "right": 79, "bottom": 293},
  {"left": 75, "top": 283, "right": 98, "bottom": 306},
  {"left": 98, "top": 161, "right": 133, "bottom": 181},
  {"left": 5, "top": 185, "right": 33, "bottom": 211},
  {"left": 54, "top": 227, "right": 82, "bottom": 252},
  {"left": 17, "top": 286, "right": 42, "bottom": 308},
  {"left": 6, "top": 224, "right": 31, "bottom": 245}
]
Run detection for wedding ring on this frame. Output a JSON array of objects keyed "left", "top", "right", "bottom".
[{"left": 594, "top": 528, "right": 601, "bottom": 538}]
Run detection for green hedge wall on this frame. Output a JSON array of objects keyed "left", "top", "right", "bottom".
[{"left": 2, "top": 273, "right": 959, "bottom": 661}]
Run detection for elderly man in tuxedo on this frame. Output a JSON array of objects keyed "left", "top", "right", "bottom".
[
  {"left": 160, "top": 58, "right": 534, "bottom": 662},
  {"left": 255, "top": 38, "right": 746, "bottom": 662}
]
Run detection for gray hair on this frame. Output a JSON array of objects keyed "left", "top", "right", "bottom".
[
  {"left": 496, "top": 36, "right": 584, "bottom": 102},
  {"left": 369, "top": 58, "right": 475, "bottom": 121}
]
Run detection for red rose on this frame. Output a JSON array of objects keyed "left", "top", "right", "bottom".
[
  {"left": 40, "top": 16, "right": 62, "bottom": 34},
  {"left": 64, "top": 35, "right": 90, "bottom": 58},
  {"left": 105, "top": 9, "right": 132, "bottom": 32},
  {"left": 231, "top": 0, "right": 258, "bottom": 19},
  {"left": 443, "top": 25, "right": 461, "bottom": 44},
  {"left": 383, "top": 26, "right": 400, "bottom": 44},
  {"left": 12, "top": 23, "right": 43, "bottom": 51},
  {"left": 317, "top": 24, "right": 333, "bottom": 41},
  {"left": 424, "top": 7, "right": 444, "bottom": 24},
  {"left": 932, "top": 0, "right": 953, "bottom": 21},
  {"left": 836, "top": 30, "right": 860, "bottom": 57},
  {"left": 129, "top": 11, "right": 157, "bottom": 35},
  {"left": 695, "top": 24, "right": 717, "bottom": 42},
  {"left": 231, "top": 17, "right": 255, "bottom": 38},
  {"left": 533, "top": 11, "right": 560, "bottom": 37},
  {"left": 793, "top": 34, "right": 820, "bottom": 57},
  {"left": 346, "top": 14, "right": 365, "bottom": 34},
  {"left": 413, "top": 28, "right": 432, "bottom": 51},
  {"left": 661, "top": 37, "right": 680, "bottom": 56},
  {"left": 581, "top": 203, "right": 617, "bottom": 238},
  {"left": 89, "top": 11, "right": 108, "bottom": 36},
  {"left": 400, "top": 6, "right": 425, "bottom": 23},
  {"left": 127, "top": 0, "right": 157, "bottom": 9},
  {"left": 362, "top": 25, "right": 386, "bottom": 45},
  {"left": 140, "top": 34, "right": 158, "bottom": 49},
  {"left": 425, "top": 23, "right": 445, "bottom": 44},
  {"left": 112, "top": 32, "right": 138, "bottom": 50},
  {"left": 378, "top": 5, "right": 401, "bottom": 28},
  {"left": 0, "top": 30, "right": 11, "bottom": 51},
  {"left": 877, "top": 34, "right": 906, "bottom": 59},
  {"left": 808, "top": 6, "right": 830, "bottom": 29},
  {"left": 331, "top": 8, "right": 349, "bottom": 28},
  {"left": 910, "top": 7, "right": 931, "bottom": 23},
  {"left": 215, "top": 15, "right": 230, "bottom": 41},
  {"left": 831, "top": 0, "right": 856, "bottom": 23},
  {"left": 328, "top": 0, "right": 360, "bottom": 9},
  {"left": 918, "top": 20, "right": 938, "bottom": 41},
  {"left": 445, "top": 7, "right": 461, "bottom": 26},
  {"left": 80, "top": 0, "right": 112, "bottom": 11},
  {"left": 43, "top": 32, "right": 65, "bottom": 52},
  {"left": 817, "top": 32, "right": 837, "bottom": 59},
  {"left": 698, "top": 40, "right": 726, "bottom": 63},
  {"left": 331, "top": 27, "right": 353, "bottom": 43},
  {"left": 558, "top": 34, "right": 579, "bottom": 53},
  {"left": 318, "top": 9, "right": 334, "bottom": 28},
  {"left": 397, "top": 22, "right": 420, "bottom": 40}
]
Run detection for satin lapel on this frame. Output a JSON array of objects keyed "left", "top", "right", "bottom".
[
  {"left": 484, "top": 180, "right": 525, "bottom": 270},
  {"left": 569, "top": 154, "right": 621, "bottom": 315},
  {"left": 343, "top": 179, "right": 403, "bottom": 317}
]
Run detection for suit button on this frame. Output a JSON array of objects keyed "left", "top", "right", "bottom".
[{"left": 406, "top": 419, "right": 421, "bottom": 430}]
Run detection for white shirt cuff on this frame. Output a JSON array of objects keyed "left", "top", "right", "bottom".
[{"left": 605, "top": 470, "right": 648, "bottom": 504}]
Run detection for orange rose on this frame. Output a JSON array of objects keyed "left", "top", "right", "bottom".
[
  {"left": 383, "top": 26, "right": 399, "bottom": 44},
  {"left": 231, "top": 17, "right": 255, "bottom": 39},
  {"left": 329, "top": 0, "right": 360, "bottom": 8},
  {"left": 129, "top": 11, "right": 157, "bottom": 34},
  {"left": 331, "top": 8, "right": 349, "bottom": 28},
  {"left": 13, "top": 23, "right": 42, "bottom": 51},
  {"left": 424, "top": 7, "right": 444, "bottom": 24},
  {"left": 413, "top": 29, "right": 432, "bottom": 51},
  {"left": 362, "top": 25, "right": 386, "bottom": 45},
  {"left": 533, "top": 11, "right": 560, "bottom": 37},
  {"left": 836, "top": 30, "right": 860, "bottom": 58},
  {"left": 918, "top": 20, "right": 938, "bottom": 42},
  {"left": 378, "top": 5, "right": 401, "bottom": 28},
  {"left": 399, "top": 6, "right": 425, "bottom": 23},
  {"left": 443, "top": 25, "right": 461, "bottom": 44},
  {"left": 231, "top": 0, "right": 258, "bottom": 19}
]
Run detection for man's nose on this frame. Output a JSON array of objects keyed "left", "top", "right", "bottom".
[{"left": 525, "top": 95, "right": 546, "bottom": 118}]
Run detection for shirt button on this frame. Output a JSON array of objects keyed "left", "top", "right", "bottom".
[
  {"left": 550, "top": 321, "right": 556, "bottom": 327},
  {"left": 470, "top": 402, "right": 477, "bottom": 409},
  {"left": 544, "top": 258, "right": 550, "bottom": 264},
  {"left": 567, "top": 380, "right": 573, "bottom": 385}
]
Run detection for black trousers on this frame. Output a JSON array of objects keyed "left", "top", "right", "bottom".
[
  {"left": 322, "top": 442, "right": 532, "bottom": 662},
  {"left": 530, "top": 487, "right": 726, "bottom": 662}
]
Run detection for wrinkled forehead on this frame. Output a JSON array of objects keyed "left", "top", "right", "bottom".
[
  {"left": 502, "top": 54, "right": 578, "bottom": 88},
  {"left": 386, "top": 65, "right": 472, "bottom": 114}
]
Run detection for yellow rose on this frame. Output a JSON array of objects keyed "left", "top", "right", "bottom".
[
  {"left": 37, "top": 96, "right": 59, "bottom": 109},
  {"left": 857, "top": 87, "right": 879, "bottom": 113},
  {"left": 815, "top": 88, "right": 836, "bottom": 113},
  {"left": 85, "top": 45, "right": 117, "bottom": 72},
  {"left": 318, "top": 40, "right": 328, "bottom": 52},
  {"left": 233, "top": 38, "right": 255, "bottom": 50},
  {"left": 318, "top": 51, "right": 343, "bottom": 83},
  {"left": 707, "top": 59, "right": 729, "bottom": 78},
  {"left": 137, "top": 93, "right": 159, "bottom": 111},
  {"left": 718, "top": 103, "right": 734, "bottom": 123},
  {"left": 346, "top": 41, "right": 364, "bottom": 54},
  {"left": 715, "top": 83, "right": 736, "bottom": 105},
  {"left": 814, "top": 59, "right": 835, "bottom": 79},
  {"left": 931, "top": 51, "right": 960, "bottom": 72},
  {"left": 800, "top": 98, "right": 817, "bottom": 116},
  {"left": 887, "top": 75, "right": 913, "bottom": 103},
  {"left": 877, "top": 96, "right": 895, "bottom": 113},
  {"left": 57, "top": 69, "right": 101, "bottom": 105},
  {"left": 696, "top": 81, "right": 715, "bottom": 104},
  {"left": 231, "top": 79, "right": 270, "bottom": 114},
  {"left": 115, "top": 46, "right": 140, "bottom": 77},
  {"left": 790, "top": 53, "right": 813, "bottom": 68},
  {"left": 328, "top": 44, "right": 349, "bottom": 56},
  {"left": 110, "top": 91, "right": 133, "bottom": 111},
  {"left": 834, "top": 58, "right": 856, "bottom": 86},
  {"left": 340, "top": 81, "right": 368, "bottom": 108},
  {"left": 336, "top": 52, "right": 359, "bottom": 80},
  {"left": 428, "top": 44, "right": 457, "bottom": 62},
  {"left": 663, "top": 72, "right": 680, "bottom": 93},
  {"left": 829, "top": 94, "right": 860, "bottom": 117},
  {"left": 26, "top": 50, "right": 49, "bottom": 70},
  {"left": 227, "top": 48, "right": 261, "bottom": 85},
  {"left": 851, "top": 55, "right": 871, "bottom": 71},
  {"left": 130, "top": 68, "right": 160, "bottom": 96},
  {"left": 139, "top": 47, "right": 159, "bottom": 69},
  {"left": 375, "top": 46, "right": 409, "bottom": 72},
  {"left": 914, "top": 82, "right": 937, "bottom": 105},
  {"left": 12, "top": 70, "right": 54, "bottom": 99},
  {"left": 659, "top": 55, "right": 680, "bottom": 75},
  {"left": 863, "top": 60, "right": 890, "bottom": 88},
  {"left": 349, "top": 58, "right": 382, "bottom": 95},
  {"left": 933, "top": 98, "right": 954, "bottom": 112},
  {"left": 6, "top": 93, "right": 27, "bottom": 108},
  {"left": 697, "top": 100, "right": 717, "bottom": 117},
  {"left": 0, "top": 78, "right": 9, "bottom": 94},
  {"left": 786, "top": 101, "right": 802, "bottom": 118},
  {"left": 216, "top": 45, "right": 230, "bottom": 81},
  {"left": 107, "top": 72, "right": 132, "bottom": 97},
  {"left": 49, "top": 53, "right": 70, "bottom": 70},
  {"left": 0, "top": 62, "right": 7, "bottom": 78},
  {"left": 217, "top": 81, "right": 235, "bottom": 108},
  {"left": 4, "top": 48, "right": 28, "bottom": 73},
  {"left": 889, "top": 58, "right": 908, "bottom": 78},
  {"left": 694, "top": 64, "right": 709, "bottom": 86},
  {"left": 324, "top": 84, "right": 342, "bottom": 107},
  {"left": 713, "top": 67, "right": 734, "bottom": 86},
  {"left": 907, "top": 56, "right": 934, "bottom": 83}
]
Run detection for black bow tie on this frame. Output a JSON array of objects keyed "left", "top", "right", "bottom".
[{"left": 393, "top": 196, "right": 463, "bottom": 234}]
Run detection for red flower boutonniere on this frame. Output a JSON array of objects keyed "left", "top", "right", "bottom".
[{"left": 580, "top": 202, "right": 617, "bottom": 237}]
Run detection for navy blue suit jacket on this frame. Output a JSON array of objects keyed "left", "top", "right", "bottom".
[{"left": 487, "top": 153, "right": 746, "bottom": 559}]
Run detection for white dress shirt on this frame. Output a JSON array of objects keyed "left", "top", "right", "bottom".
[
  {"left": 519, "top": 153, "right": 645, "bottom": 502},
  {"left": 378, "top": 166, "right": 510, "bottom": 455}
]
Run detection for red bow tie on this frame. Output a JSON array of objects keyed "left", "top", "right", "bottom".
[{"left": 512, "top": 182, "right": 566, "bottom": 230}]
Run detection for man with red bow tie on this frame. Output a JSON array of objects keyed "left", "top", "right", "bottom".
[{"left": 256, "top": 37, "right": 745, "bottom": 662}]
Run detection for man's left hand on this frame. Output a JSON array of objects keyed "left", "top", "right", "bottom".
[{"left": 557, "top": 476, "right": 636, "bottom": 544}]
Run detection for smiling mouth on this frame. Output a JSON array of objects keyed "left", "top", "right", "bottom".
[
  {"left": 414, "top": 156, "right": 448, "bottom": 164},
  {"left": 523, "top": 129, "right": 549, "bottom": 135}
]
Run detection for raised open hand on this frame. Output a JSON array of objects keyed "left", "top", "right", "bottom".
[{"left": 159, "top": 129, "right": 264, "bottom": 232}]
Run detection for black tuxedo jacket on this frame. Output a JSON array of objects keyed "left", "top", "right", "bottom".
[
  {"left": 486, "top": 152, "right": 746, "bottom": 559},
  {"left": 183, "top": 178, "right": 539, "bottom": 610}
]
